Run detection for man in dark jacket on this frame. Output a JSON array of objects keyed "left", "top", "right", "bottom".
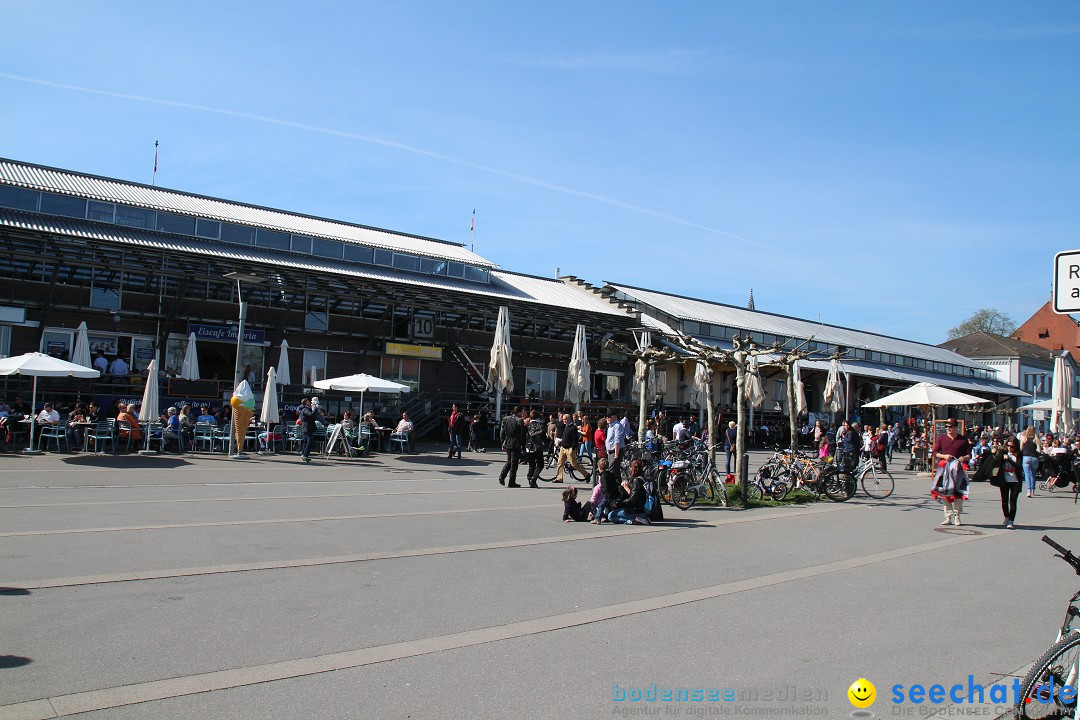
[
  {"left": 498, "top": 407, "right": 525, "bottom": 488},
  {"left": 524, "top": 409, "right": 546, "bottom": 488}
]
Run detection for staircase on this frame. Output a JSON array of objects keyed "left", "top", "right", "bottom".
[{"left": 448, "top": 345, "right": 491, "bottom": 400}]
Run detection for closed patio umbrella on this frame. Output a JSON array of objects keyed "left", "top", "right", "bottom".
[
  {"left": 793, "top": 358, "right": 807, "bottom": 417},
  {"left": 260, "top": 366, "right": 280, "bottom": 453},
  {"left": 1050, "top": 352, "right": 1074, "bottom": 436},
  {"left": 71, "top": 322, "right": 92, "bottom": 369},
  {"left": 824, "top": 358, "right": 846, "bottom": 415},
  {"left": 138, "top": 359, "right": 160, "bottom": 453},
  {"left": 276, "top": 340, "right": 291, "bottom": 386},
  {"left": 488, "top": 306, "right": 513, "bottom": 419},
  {"left": 564, "top": 324, "right": 591, "bottom": 411},
  {"left": 745, "top": 354, "right": 764, "bottom": 408},
  {"left": 179, "top": 332, "right": 200, "bottom": 380}
]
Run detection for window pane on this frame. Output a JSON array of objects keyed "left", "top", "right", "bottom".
[
  {"left": 0, "top": 185, "right": 38, "bottom": 211},
  {"left": 40, "top": 193, "right": 85, "bottom": 218},
  {"left": 221, "top": 223, "right": 256, "bottom": 245},
  {"left": 374, "top": 249, "right": 393, "bottom": 266},
  {"left": 464, "top": 265, "right": 485, "bottom": 282},
  {"left": 683, "top": 322, "right": 699, "bottom": 335},
  {"left": 312, "top": 237, "right": 344, "bottom": 259},
  {"left": 156, "top": 212, "right": 196, "bottom": 235},
  {"left": 87, "top": 201, "right": 115, "bottom": 222},
  {"left": 41, "top": 330, "right": 73, "bottom": 360},
  {"left": 116, "top": 205, "right": 156, "bottom": 228},
  {"left": 393, "top": 253, "right": 419, "bottom": 272},
  {"left": 344, "top": 244, "right": 373, "bottom": 264},
  {"left": 420, "top": 257, "right": 446, "bottom": 275},
  {"left": 302, "top": 350, "right": 327, "bottom": 385},
  {"left": 291, "top": 235, "right": 313, "bottom": 253},
  {"left": 305, "top": 310, "right": 327, "bottom": 331},
  {"left": 256, "top": 228, "right": 291, "bottom": 251},
  {"left": 195, "top": 218, "right": 221, "bottom": 239},
  {"left": 447, "top": 262, "right": 464, "bottom": 278}
]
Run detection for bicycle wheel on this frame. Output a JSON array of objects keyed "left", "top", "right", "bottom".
[
  {"left": 745, "top": 481, "right": 763, "bottom": 502},
  {"left": 860, "top": 467, "right": 895, "bottom": 499},
  {"left": 670, "top": 473, "right": 698, "bottom": 510},
  {"left": 710, "top": 470, "right": 728, "bottom": 507},
  {"left": 822, "top": 468, "right": 855, "bottom": 502},
  {"left": 536, "top": 452, "right": 556, "bottom": 481},
  {"left": 569, "top": 453, "right": 593, "bottom": 481},
  {"left": 1016, "top": 633, "right": 1080, "bottom": 719}
]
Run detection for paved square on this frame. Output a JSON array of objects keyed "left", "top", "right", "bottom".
[{"left": 1, "top": 448, "right": 1077, "bottom": 719}]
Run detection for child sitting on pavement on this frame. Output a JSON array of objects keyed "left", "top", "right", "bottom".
[{"left": 561, "top": 485, "right": 594, "bottom": 522}]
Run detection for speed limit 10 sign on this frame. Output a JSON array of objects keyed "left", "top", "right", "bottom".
[{"left": 1054, "top": 250, "right": 1080, "bottom": 314}]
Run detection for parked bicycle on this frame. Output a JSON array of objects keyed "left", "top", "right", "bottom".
[
  {"left": 1014, "top": 536, "right": 1080, "bottom": 719},
  {"left": 854, "top": 457, "right": 895, "bottom": 499}
]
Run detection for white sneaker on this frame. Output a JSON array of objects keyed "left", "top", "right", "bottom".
[
  {"left": 952, "top": 515, "right": 961, "bottom": 526},
  {"left": 941, "top": 516, "right": 952, "bottom": 526}
]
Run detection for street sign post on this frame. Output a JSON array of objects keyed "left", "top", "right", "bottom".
[{"left": 1053, "top": 250, "right": 1080, "bottom": 314}]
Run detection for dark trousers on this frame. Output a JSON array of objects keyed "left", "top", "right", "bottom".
[
  {"left": 499, "top": 448, "right": 521, "bottom": 484},
  {"left": 525, "top": 449, "right": 543, "bottom": 483},
  {"left": 999, "top": 482, "right": 1021, "bottom": 522},
  {"left": 725, "top": 447, "right": 734, "bottom": 474},
  {"left": 301, "top": 431, "right": 314, "bottom": 458}
]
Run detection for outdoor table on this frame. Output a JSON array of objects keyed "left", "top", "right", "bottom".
[
  {"left": 373, "top": 427, "right": 393, "bottom": 452},
  {"left": 69, "top": 421, "right": 94, "bottom": 452}
]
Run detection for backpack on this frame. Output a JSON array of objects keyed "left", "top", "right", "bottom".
[
  {"left": 643, "top": 479, "right": 664, "bottom": 522},
  {"left": 871, "top": 435, "right": 882, "bottom": 457}
]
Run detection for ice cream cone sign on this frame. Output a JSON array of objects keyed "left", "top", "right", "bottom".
[{"left": 230, "top": 380, "right": 256, "bottom": 454}]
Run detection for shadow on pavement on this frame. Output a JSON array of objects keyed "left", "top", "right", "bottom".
[
  {"left": 0, "top": 656, "right": 32, "bottom": 669},
  {"left": 0, "top": 588, "right": 30, "bottom": 596},
  {"left": 394, "top": 455, "right": 489, "bottom": 467},
  {"left": 62, "top": 455, "right": 192, "bottom": 469}
]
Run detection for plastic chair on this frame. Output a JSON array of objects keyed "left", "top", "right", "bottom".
[
  {"left": 38, "top": 423, "right": 69, "bottom": 452},
  {"left": 116, "top": 421, "right": 136, "bottom": 454},
  {"left": 86, "top": 421, "right": 115, "bottom": 454},
  {"left": 193, "top": 423, "right": 216, "bottom": 453},
  {"left": 388, "top": 432, "right": 409, "bottom": 453},
  {"left": 144, "top": 421, "right": 166, "bottom": 453}
]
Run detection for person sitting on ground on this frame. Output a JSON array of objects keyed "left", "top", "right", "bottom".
[
  {"left": 589, "top": 458, "right": 609, "bottom": 524},
  {"left": 561, "top": 485, "right": 594, "bottom": 522},
  {"left": 116, "top": 403, "right": 143, "bottom": 446},
  {"left": 608, "top": 459, "right": 651, "bottom": 525}
]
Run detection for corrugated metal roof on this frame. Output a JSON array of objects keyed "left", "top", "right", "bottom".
[
  {"left": 0, "top": 209, "right": 626, "bottom": 316},
  {"left": 0, "top": 158, "right": 495, "bottom": 267},
  {"left": 608, "top": 282, "right": 986, "bottom": 370},
  {"left": 655, "top": 338, "right": 1026, "bottom": 397}
]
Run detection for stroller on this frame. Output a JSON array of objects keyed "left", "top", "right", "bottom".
[{"left": 1037, "top": 452, "right": 1079, "bottom": 502}]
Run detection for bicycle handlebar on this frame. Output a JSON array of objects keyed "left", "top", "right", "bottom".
[{"left": 1043, "top": 535, "right": 1080, "bottom": 575}]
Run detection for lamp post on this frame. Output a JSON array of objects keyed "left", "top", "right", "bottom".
[{"left": 224, "top": 272, "right": 264, "bottom": 459}]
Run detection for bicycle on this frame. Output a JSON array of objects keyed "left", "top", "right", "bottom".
[
  {"left": 669, "top": 445, "right": 728, "bottom": 510},
  {"left": 1014, "top": 535, "right": 1080, "bottom": 719},
  {"left": 855, "top": 457, "right": 895, "bottom": 499},
  {"left": 536, "top": 444, "right": 593, "bottom": 482}
]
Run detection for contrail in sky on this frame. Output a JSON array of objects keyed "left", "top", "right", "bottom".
[{"left": 0, "top": 71, "right": 763, "bottom": 247}]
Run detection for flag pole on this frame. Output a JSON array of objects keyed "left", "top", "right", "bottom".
[
  {"left": 152, "top": 140, "right": 159, "bottom": 186},
  {"left": 470, "top": 209, "right": 475, "bottom": 253}
]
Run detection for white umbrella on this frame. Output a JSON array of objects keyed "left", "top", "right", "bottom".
[
  {"left": 276, "top": 340, "right": 291, "bottom": 386},
  {"left": 689, "top": 361, "right": 709, "bottom": 410},
  {"left": 745, "top": 354, "right": 764, "bottom": 408},
  {"left": 1017, "top": 397, "right": 1080, "bottom": 412},
  {"left": 71, "top": 322, "right": 92, "bottom": 369},
  {"left": 0, "top": 352, "right": 100, "bottom": 453},
  {"left": 824, "top": 358, "right": 846, "bottom": 414},
  {"left": 137, "top": 359, "right": 160, "bottom": 453},
  {"left": 1050, "top": 352, "right": 1074, "bottom": 436},
  {"left": 261, "top": 367, "right": 280, "bottom": 425},
  {"left": 793, "top": 358, "right": 807, "bottom": 416},
  {"left": 564, "top": 324, "right": 591, "bottom": 410},
  {"left": 314, "top": 372, "right": 410, "bottom": 414},
  {"left": 488, "top": 306, "right": 513, "bottom": 418},
  {"left": 179, "top": 332, "right": 200, "bottom": 380},
  {"left": 862, "top": 382, "right": 991, "bottom": 408}
]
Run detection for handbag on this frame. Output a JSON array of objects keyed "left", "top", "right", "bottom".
[{"left": 988, "top": 472, "right": 1003, "bottom": 487}]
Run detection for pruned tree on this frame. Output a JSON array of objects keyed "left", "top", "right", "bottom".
[{"left": 947, "top": 309, "right": 1017, "bottom": 339}]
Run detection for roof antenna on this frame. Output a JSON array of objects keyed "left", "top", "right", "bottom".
[
  {"left": 556, "top": 266, "right": 560, "bottom": 279},
  {"left": 152, "top": 140, "right": 159, "bottom": 186},
  {"left": 470, "top": 209, "right": 475, "bottom": 253}
]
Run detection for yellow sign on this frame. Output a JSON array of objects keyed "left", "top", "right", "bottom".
[{"left": 385, "top": 342, "right": 443, "bottom": 360}]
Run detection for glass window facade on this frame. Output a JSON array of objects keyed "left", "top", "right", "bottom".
[
  {"left": 0, "top": 185, "right": 39, "bottom": 211},
  {"left": 40, "top": 193, "right": 86, "bottom": 218},
  {"left": 116, "top": 205, "right": 156, "bottom": 229},
  {"left": 220, "top": 223, "right": 256, "bottom": 245},
  {"left": 256, "top": 228, "right": 291, "bottom": 251},
  {"left": 312, "top": 237, "right": 343, "bottom": 259}
]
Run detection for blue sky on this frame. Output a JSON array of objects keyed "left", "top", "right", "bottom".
[{"left": 2, "top": 1, "right": 1077, "bottom": 345}]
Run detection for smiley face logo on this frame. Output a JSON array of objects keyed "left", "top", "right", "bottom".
[{"left": 848, "top": 678, "right": 876, "bottom": 708}]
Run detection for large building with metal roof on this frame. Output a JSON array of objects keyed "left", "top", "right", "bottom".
[{"left": 0, "top": 157, "right": 1026, "bottom": 436}]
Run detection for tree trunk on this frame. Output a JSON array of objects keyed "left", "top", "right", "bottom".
[
  {"left": 735, "top": 352, "right": 747, "bottom": 486},
  {"left": 704, "top": 363, "right": 715, "bottom": 466},
  {"left": 786, "top": 362, "right": 798, "bottom": 453}
]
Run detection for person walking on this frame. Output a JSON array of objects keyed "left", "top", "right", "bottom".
[
  {"left": 555, "top": 413, "right": 589, "bottom": 483},
  {"left": 975, "top": 437, "right": 1023, "bottom": 529},
  {"left": 498, "top": 407, "right": 525, "bottom": 488},
  {"left": 932, "top": 419, "right": 972, "bottom": 526},
  {"left": 1021, "top": 427, "right": 1040, "bottom": 498},
  {"left": 524, "top": 409, "right": 546, "bottom": 488},
  {"left": 297, "top": 397, "right": 324, "bottom": 463},
  {"left": 724, "top": 421, "right": 737, "bottom": 475},
  {"left": 447, "top": 404, "right": 464, "bottom": 459}
]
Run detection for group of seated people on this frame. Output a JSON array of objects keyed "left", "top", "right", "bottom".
[{"left": 561, "top": 458, "right": 657, "bottom": 525}]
